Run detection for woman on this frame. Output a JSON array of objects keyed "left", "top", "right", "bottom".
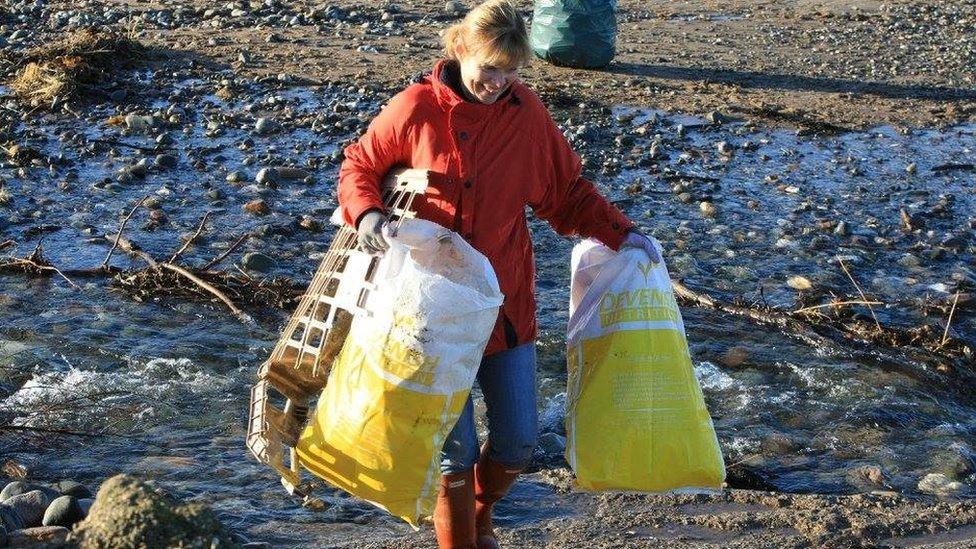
[{"left": 337, "top": 1, "right": 659, "bottom": 547}]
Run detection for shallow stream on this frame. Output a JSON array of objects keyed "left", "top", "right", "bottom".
[{"left": 1, "top": 72, "right": 974, "bottom": 543}]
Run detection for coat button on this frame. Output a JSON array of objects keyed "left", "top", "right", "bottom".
[
  {"left": 459, "top": 131, "right": 469, "bottom": 141},
  {"left": 612, "top": 222, "right": 621, "bottom": 230},
  {"left": 464, "top": 180, "right": 472, "bottom": 188}
]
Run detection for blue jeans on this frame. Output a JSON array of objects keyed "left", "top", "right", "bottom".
[{"left": 440, "top": 342, "right": 538, "bottom": 474}]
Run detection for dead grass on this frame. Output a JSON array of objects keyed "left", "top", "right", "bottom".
[{"left": 8, "top": 27, "right": 146, "bottom": 106}]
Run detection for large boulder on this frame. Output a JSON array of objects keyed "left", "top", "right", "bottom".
[
  {"left": 69, "top": 474, "right": 238, "bottom": 548},
  {"left": 1, "top": 490, "right": 51, "bottom": 529}
]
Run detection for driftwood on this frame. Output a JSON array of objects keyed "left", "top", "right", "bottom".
[{"left": 672, "top": 280, "right": 975, "bottom": 398}]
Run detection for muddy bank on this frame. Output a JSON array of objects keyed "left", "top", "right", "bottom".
[
  {"left": 267, "top": 470, "right": 976, "bottom": 548},
  {"left": 2, "top": 0, "right": 973, "bottom": 129}
]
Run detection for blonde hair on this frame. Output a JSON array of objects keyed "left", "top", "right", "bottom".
[{"left": 442, "top": 0, "right": 532, "bottom": 69}]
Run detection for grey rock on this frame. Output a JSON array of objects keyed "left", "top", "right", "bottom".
[
  {"left": 538, "top": 432, "right": 566, "bottom": 456},
  {"left": 0, "top": 503, "right": 23, "bottom": 531},
  {"left": 241, "top": 252, "right": 274, "bottom": 274},
  {"left": 42, "top": 495, "right": 84, "bottom": 528},
  {"left": 0, "top": 483, "right": 58, "bottom": 504},
  {"left": 4, "top": 490, "right": 50, "bottom": 528},
  {"left": 226, "top": 170, "right": 246, "bottom": 183},
  {"left": 444, "top": 0, "right": 465, "bottom": 15},
  {"left": 538, "top": 392, "right": 566, "bottom": 435},
  {"left": 154, "top": 154, "right": 177, "bottom": 169},
  {"left": 255, "top": 167, "right": 279, "bottom": 186},
  {"left": 54, "top": 480, "right": 91, "bottom": 500},
  {"left": 918, "top": 473, "right": 963, "bottom": 495},
  {"left": 7, "top": 526, "right": 69, "bottom": 546},
  {"left": 254, "top": 117, "right": 278, "bottom": 135},
  {"left": 833, "top": 220, "right": 849, "bottom": 236},
  {"left": 0, "top": 524, "right": 6, "bottom": 547}
]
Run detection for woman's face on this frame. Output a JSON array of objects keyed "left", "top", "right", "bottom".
[{"left": 457, "top": 47, "right": 519, "bottom": 104}]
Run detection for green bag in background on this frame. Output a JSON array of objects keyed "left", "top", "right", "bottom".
[{"left": 530, "top": 0, "right": 617, "bottom": 68}]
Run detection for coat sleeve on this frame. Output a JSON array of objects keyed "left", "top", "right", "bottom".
[
  {"left": 528, "top": 108, "right": 634, "bottom": 250},
  {"left": 337, "top": 92, "right": 411, "bottom": 228}
]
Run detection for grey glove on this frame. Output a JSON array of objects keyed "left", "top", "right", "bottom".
[
  {"left": 620, "top": 230, "right": 662, "bottom": 264},
  {"left": 356, "top": 210, "right": 390, "bottom": 254}
]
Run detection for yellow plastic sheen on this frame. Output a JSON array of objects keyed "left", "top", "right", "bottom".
[
  {"left": 296, "top": 338, "right": 469, "bottom": 527},
  {"left": 567, "top": 328, "right": 725, "bottom": 491}
]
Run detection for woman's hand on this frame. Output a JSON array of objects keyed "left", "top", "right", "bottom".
[
  {"left": 620, "top": 230, "right": 662, "bottom": 264},
  {"left": 357, "top": 210, "right": 390, "bottom": 254}
]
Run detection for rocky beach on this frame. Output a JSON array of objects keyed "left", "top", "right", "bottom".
[{"left": 1, "top": 0, "right": 975, "bottom": 547}]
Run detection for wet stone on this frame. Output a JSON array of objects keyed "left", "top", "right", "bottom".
[
  {"left": 255, "top": 167, "right": 279, "bottom": 186},
  {"left": 4, "top": 490, "right": 51, "bottom": 528},
  {"left": 538, "top": 432, "right": 566, "bottom": 456},
  {"left": 154, "top": 154, "right": 177, "bottom": 169},
  {"left": 917, "top": 473, "right": 964, "bottom": 495},
  {"left": 42, "top": 495, "right": 84, "bottom": 528},
  {"left": 241, "top": 252, "right": 274, "bottom": 274},
  {"left": 243, "top": 199, "right": 269, "bottom": 215},
  {"left": 8, "top": 526, "right": 69, "bottom": 546},
  {"left": 55, "top": 480, "right": 91, "bottom": 500},
  {"left": 254, "top": 117, "right": 278, "bottom": 135}
]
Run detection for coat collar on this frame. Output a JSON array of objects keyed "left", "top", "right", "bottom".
[{"left": 429, "top": 59, "right": 512, "bottom": 122}]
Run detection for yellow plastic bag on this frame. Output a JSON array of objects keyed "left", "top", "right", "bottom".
[
  {"left": 296, "top": 219, "right": 503, "bottom": 526},
  {"left": 565, "top": 239, "right": 725, "bottom": 492}
]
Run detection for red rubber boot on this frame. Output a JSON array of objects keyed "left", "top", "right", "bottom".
[
  {"left": 434, "top": 470, "right": 477, "bottom": 549},
  {"left": 473, "top": 448, "right": 522, "bottom": 549}
]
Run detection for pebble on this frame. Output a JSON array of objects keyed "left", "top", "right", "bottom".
[
  {"left": 255, "top": 167, "right": 279, "bottom": 186},
  {"left": 833, "top": 221, "right": 849, "bottom": 236},
  {"left": 243, "top": 199, "right": 269, "bottom": 215},
  {"left": 154, "top": 154, "right": 178, "bottom": 169},
  {"left": 42, "top": 495, "right": 84, "bottom": 528},
  {"left": 226, "top": 170, "right": 246, "bottom": 183},
  {"left": 538, "top": 432, "right": 566, "bottom": 456},
  {"left": 719, "top": 346, "right": 749, "bottom": 368},
  {"left": 717, "top": 141, "right": 733, "bottom": 155},
  {"left": 917, "top": 473, "right": 963, "bottom": 495},
  {"left": 699, "top": 201, "right": 717, "bottom": 218},
  {"left": 850, "top": 465, "right": 885, "bottom": 486},
  {"left": 787, "top": 276, "right": 813, "bottom": 290},
  {"left": 241, "top": 252, "right": 275, "bottom": 273},
  {"left": 124, "top": 114, "right": 153, "bottom": 134},
  {"left": 254, "top": 117, "right": 278, "bottom": 135},
  {"left": 444, "top": 0, "right": 466, "bottom": 15}
]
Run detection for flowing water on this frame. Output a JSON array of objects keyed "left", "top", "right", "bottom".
[{"left": 1, "top": 72, "right": 974, "bottom": 544}]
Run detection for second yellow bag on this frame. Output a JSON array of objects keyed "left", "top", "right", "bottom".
[{"left": 565, "top": 239, "right": 725, "bottom": 492}]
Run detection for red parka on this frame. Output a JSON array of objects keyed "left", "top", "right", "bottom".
[{"left": 338, "top": 60, "right": 634, "bottom": 355}]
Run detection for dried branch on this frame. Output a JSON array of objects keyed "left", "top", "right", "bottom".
[
  {"left": 838, "top": 258, "right": 882, "bottom": 333},
  {"left": 940, "top": 290, "right": 961, "bottom": 348},
  {"left": 200, "top": 233, "right": 250, "bottom": 271},
  {"left": 101, "top": 195, "right": 147, "bottom": 269},
  {"left": 159, "top": 262, "right": 254, "bottom": 324},
  {"left": 793, "top": 300, "right": 884, "bottom": 315},
  {"left": 168, "top": 211, "right": 210, "bottom": 263}
]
